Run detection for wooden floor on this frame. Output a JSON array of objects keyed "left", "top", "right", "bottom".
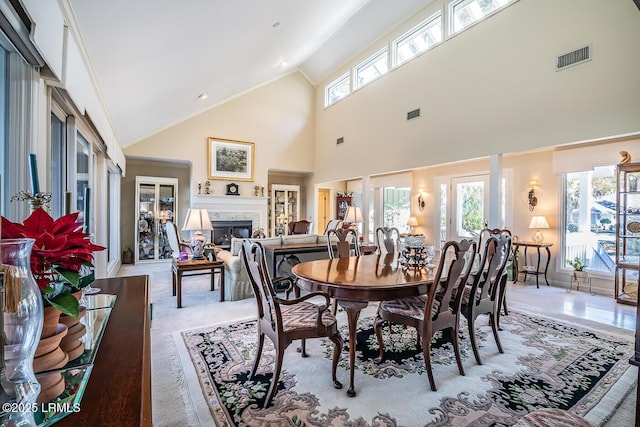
[{"left": 507, "top": 280, "right": 636, "bottom": 330}]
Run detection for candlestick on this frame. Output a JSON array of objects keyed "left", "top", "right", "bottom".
[
  {"left": 28, "top": 153, "right": 40, "bottom": 194},
  {"left": 83, "top": 187, "right": 91, "bottom": 233}
]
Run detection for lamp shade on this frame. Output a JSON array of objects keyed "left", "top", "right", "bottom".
[
  {"left": 344, "top": 206, "right": 363, "bottom": 223},
  {"left": 528, "top": 216, "right": 549, "bottom": 229},
  {"left": 529, "top": 215, "right": 549, "bottom": 243},
  {"left": 182, "top": 208, "right": 213, "bottom": 232},
  {"left": 406, "top": 216, "right": 419, "bottom": 227}
]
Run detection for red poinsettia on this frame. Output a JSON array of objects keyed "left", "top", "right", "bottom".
[{"left": 2, "top": 208, "right": 105, "bottom": 317}]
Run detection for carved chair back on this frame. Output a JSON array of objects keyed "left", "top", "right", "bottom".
[
  {"left": 375, "top": 226, "right": 400, "bottom": 255},
  {"left": 326, "top": 227, "right": 360, "bottom": 259}
]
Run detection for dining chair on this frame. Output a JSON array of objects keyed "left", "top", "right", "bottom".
[
  {"left": 375, "top": 226, "right": 400, "bottom": 255},
  {"left": 373, "top": 239, "right": 477, "bottom": 391},
  {"left": 459, "top": 234, "right": 511, "bottom": 365},
  {"left": 325, "top": 227, "right": 360, "bottom": 313},
  {"left": 477, "top": 227, "right": 513, "bottom": 322},
  {"left": 323, "top": 219, "right": 343, "bottom": 234},
  {"left": 326, "top": 227, "right": 360, "bottom": 259},
  {"left": 288, "top": 219, "right": 312, "bottom": 235},
  {"left": 240, "top": 240, "right": 343, "bottom": 407},
  {"left": 165, "top": 221, "right": 190, "bottom": 259}
]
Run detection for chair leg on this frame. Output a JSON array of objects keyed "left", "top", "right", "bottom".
[
  {"left": 451, "top": 325, "right": 465, "bottom": 376},
  {"left": 467, "top": 314, "right": 482, "bottom": 365},
  {"left": 373, "top": 316, "right": 386, "bottom": 363},
  {"left": 332, "top": 298, "right": 338, "bottom": 314},
  {"left": 422, "top": 334, "right": 436, "bottom": 391},
  {"left": 300, "top": 338, "right": 308, "bottom": 357},
  {"left": 329, "top": 334, "right": 343, "bottom": 389},
  {"left": 490, "top": 310, "right": 504, "bottom": 354},
  {"left": 250, "top": 333, "right": 265, "bottom": 378},
  {"left": 264, "top": 344, "right": 285, "bottom": 408}
]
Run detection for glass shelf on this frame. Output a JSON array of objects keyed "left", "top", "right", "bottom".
[
  {"left": 34, "top": 294, "right": 116, "bottom": 425},
  {"left": 34, "top": 366, "right": 92, "bottom": 426}
]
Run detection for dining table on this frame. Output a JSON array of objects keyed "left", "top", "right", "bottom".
[{"left": 291, "top": 253, "right": 434, "bottom": 397}]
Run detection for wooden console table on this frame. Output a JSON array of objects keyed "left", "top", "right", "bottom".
[
  {"left": 512, "top": 241, "right": 553, "bottom": 288},
  {"left": 57, "top": 275, "right": 151, "bottom": 426},
  {"left": 263, "top": 242, "right": 330, "bottom": 277}
]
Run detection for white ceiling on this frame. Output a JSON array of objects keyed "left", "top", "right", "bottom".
[{"left": 67, "top": 0, "right": 430, "bottom": 147}]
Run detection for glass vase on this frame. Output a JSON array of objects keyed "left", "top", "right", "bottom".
[{"left": 1, "top": 238, "right": 44, "bottom": 426}]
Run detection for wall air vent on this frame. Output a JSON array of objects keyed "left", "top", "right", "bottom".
[
  {"left": 407, "top": 108, "right": 421, "bottom": 121},
  {"left": 556, "top": 45, "right": 591, "bottom": 71},
  {"left": 336, "top": 137, "right": 344, "bottom": 145}
]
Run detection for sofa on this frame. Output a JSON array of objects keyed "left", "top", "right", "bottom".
[{"left": 216, "top": 233, "right": 332, "bottom": 301}]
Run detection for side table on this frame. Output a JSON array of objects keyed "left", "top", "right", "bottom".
[
  {"left": 172, "top": 258, "right": 225, "bottom": 308},
  {"left": 512, "top": 241, "right": 553, "bottom": 288},
  {"left": 359, "top": 244, "right": 377, "bottom": 255}
]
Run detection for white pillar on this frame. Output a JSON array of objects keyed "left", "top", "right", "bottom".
[
  {"left": 578, "top": 172, "right": 592, "bottom": 232},
  {"left": 488, "top": 154, "right": 503, "bottom": 228}
]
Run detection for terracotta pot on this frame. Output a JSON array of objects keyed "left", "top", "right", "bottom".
[
  {"left": 42, "top": 305, "right": 62, "bottom": 339},
  {"left": 37, "top": 372, "right": 65, "bottom": 405},
  {"left": 60, "top": 306, "right": 87, "bottom": 362},
  {"left": 34, "top": 345, "right": 68, "bottom": 373},
  {"left": 35, "top": 324, "right": 68, "bottom": 358}
]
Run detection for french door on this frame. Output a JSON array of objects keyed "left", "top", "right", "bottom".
[{"left": 451, "top": 175, "right": 490, "bottom": 240}]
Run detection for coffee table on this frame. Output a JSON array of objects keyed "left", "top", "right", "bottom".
[{"left": 171, "top": 258, "right": 225, "bottom": 308}]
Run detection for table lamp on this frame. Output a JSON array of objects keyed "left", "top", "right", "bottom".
[
  {"left": 182, "top": 208, "right": 213, "bottom": 259},
  {"left": 529, "top": 215, "right": 549, "bottom": 243},
  {"left": 406, "top": 216, "right": 418, "bottom": 234},
  {"left": 343, "top": 206, "right": 363, "bottom": 233}
]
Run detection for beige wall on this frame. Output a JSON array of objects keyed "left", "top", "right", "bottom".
[
  {"left": 312, "top": 0, "right": 640, "bottom": 184},
  {"left": 125, "top": 72, "right": 315, "bottom": 199},
  {"left": 121, "top": 159, "right": 191, "bottom": 253}
]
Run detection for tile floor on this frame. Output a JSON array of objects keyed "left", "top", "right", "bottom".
[{"left": 507, "top": 281, "right": 636, "bottom": 331}]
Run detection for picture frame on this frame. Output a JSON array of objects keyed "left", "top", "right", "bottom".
[{"left": 207, "top": 137, "right": 254, "bottom": 181}]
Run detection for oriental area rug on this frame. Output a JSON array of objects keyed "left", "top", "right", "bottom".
[{"left": 179, "top": 308, "right": 636, "bottom": 427}]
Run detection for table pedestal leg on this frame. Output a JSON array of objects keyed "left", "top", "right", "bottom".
[{"left": 338, "top": 300, "right": 368, "bottom": 397}]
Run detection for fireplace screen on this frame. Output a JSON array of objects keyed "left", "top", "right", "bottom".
[{"left": 211, "top": 220, "right": 253, "bottom": 249}]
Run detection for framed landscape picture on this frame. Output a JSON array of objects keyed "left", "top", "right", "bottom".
[{"left": 207, "top": 137, "right": 254, "bottom": 181}]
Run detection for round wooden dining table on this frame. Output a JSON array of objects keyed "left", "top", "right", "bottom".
[{"left": 291, "top": 253, "right": 434, "bottom": 397}]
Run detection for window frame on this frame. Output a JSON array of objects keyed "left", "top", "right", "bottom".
[
  {"left": 392, "top": 11, "right": 443, "bottom": 68},
  {"left": 353, "top": 48, "right": 389, "bottom": 91},
  {"left": 560, "top": 166, "right": 617, "bottom": 277},
  {"left": 448, "top": 0, "right": 516, "bottom": 37},
  {"left": 324, "top": 72, "right": 351, "bottom": 107}
]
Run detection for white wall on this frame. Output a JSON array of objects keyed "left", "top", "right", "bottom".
[{"left": 312, "top": 0, "right": 640, "bottom": 184}]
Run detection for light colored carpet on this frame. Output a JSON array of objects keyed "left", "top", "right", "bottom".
[{"left": 116, "top": 263, "right": 637, "bottom": 426}]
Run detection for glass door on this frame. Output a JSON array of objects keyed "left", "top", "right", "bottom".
[
  {"left": 137, "top": 183, "right": 156, "bottom": 262},
  {"left": 157, "top": 184, "right": 176, "bottom": 260},
  {"left": 451, "top": 175, "right": 489, "bottom": 240},
  {"left": 135, "top": 177, "right": 178, "bottom": 263}
]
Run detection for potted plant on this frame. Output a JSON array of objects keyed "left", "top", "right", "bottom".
[
  {"left": 1, "top": 208, "right": 105, "bottom": 318},
  {"left": 566, "top": 257, "right": 588, "bottom": 282}
]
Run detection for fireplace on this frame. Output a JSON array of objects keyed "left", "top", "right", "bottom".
[{"left": 211, "top": 220, "right": 253, "bottom": 249}]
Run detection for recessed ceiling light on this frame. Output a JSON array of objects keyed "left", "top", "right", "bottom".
[
  {"left": 279, "top": 60, "right": 288, "bottom": 68},
  {"left": 272, "top": 21, "right": 280, "bottom": 28},
  {"left": 197, "top": 93, "right": 208, "bottom": 100}
]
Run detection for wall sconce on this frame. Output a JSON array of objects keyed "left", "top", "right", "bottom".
[
  {"left": 528, "top": 180, "right": 538, "bottom": 212},
  {"left": 417, "top": 188, "right": 425, "bottom": 212}
]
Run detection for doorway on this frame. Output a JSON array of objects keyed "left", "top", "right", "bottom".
[{"left": 317, "top": 188, "right": 331, "bottom": 233}]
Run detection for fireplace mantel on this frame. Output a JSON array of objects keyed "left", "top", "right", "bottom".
[{"left": 192, "top": 194, "right": 268, "bottom": 232}]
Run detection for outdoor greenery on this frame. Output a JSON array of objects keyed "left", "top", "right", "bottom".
[{"left": 461, "top": 184, "right": 484, "bottom": 236}]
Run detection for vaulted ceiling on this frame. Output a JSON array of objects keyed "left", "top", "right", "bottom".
[{"left": 67, "top": 0, "right": 431, "bottom": 147}]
